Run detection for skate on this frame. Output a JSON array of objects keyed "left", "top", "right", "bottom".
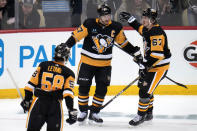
[
  {"left": 77, "top": 111, "right": 88, "bottom": 122},
  {"left": 88, "top": 112, "right": 103, "bottom": 124},
  {"left": 144, "top": 113, "right": 153, "bottom": 121},
  {"left": 129, "top": 114, "right": 145, "bottom": 126}
]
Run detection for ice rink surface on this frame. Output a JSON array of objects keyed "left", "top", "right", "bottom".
[{"left": 0, "top": 95, "right": 197, "bottom": 131}]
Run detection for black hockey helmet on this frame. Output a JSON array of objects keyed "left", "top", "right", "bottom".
[
  {"left": 142, "top": 8, "right": 158, "bottom": 20},
  {"left": 54, "top": 44, "right": 70, "bottom": 62},
  {"left": 97, "top": 4, "right": 111, "bottom": 16}
]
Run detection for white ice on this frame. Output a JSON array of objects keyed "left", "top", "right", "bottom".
[{"left": 0, "top": 95, "right": 197, "bottom": 131}]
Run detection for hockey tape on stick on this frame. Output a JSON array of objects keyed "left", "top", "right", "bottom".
[
  {"left": 165, "top": 76, "right": 188, "bottom": 89},
  {"left": 6, "top": 68, "right": 24, "bottom": 99},
  {"left": 100, "top": 76, "right": 140, "bottom": 110}
]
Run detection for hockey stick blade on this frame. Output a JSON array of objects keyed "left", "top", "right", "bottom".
[
  {"left": 100, "top": 76, "right": 140, "bottom": 110},
  {"left": 7, "top": 68, "right": 24, "bottom": 99},
  {"left": 166, "top": 76, "right": 188, "bottom": 89}
]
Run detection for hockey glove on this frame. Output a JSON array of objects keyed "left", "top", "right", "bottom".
[
  {"left": 119, "top": 12, "right": 136, "bottom": 23},
  {"left": 20, "top": 99, "right": 32, "bottom": 113},
  {"left": 133, "top": 46, "right": 143, "bottom": 65},
  {"left": 66, "top": 109, "right": 78, "bottom": 125},
  {"left": 59, "top": 43, "right": 71, "bottom": 51}
]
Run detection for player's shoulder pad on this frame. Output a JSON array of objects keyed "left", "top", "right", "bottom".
[
  {"left": 41, "top": 61, "right": 53, "bottom": 65},
  {"left": 152, "top": 25, "right": 165, "bottom": 34},
  {"left": 64, "top": 66, "right": 75, "bottom": 78},
  {"left": 38, "top": 61, "right": 48, "bottom": 67},
  {"left": 83, "top": 18, "right": 96, "bottom": 28},
  {"left": 111, "top": 20, "right": 123, "bottom": 32},
  {"left": 111, "top": 21, "right": 123, "bottom": 29}
]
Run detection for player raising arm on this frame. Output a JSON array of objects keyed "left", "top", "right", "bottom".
[
  {"left": 60, "top": 3, "right": 142, "bottom": 124},
  {"left": 120, "top": 8, "right": 171, "bottom": 126},
  {"left": 20, "top": 45, "right": 78, "bottom": 131}
]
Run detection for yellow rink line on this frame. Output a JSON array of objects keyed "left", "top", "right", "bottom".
[{"left": 0, "top": 85, "right": 196, "bottom": 99}]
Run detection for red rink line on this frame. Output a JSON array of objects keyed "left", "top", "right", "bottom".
[{"left": 0, "top": 26, "right": 197, "bottom": 34}]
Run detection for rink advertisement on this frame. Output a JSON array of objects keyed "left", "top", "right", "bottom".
[
  {"left": 183, "top": 40, "right": 197, "bottom": 69},
  {"left": 0, "top": 30, "right": 197, "bottom": 98}
]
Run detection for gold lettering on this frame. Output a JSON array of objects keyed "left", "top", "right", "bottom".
[{"left": 48, "top": 66, "right": 62, "bottom": 73}]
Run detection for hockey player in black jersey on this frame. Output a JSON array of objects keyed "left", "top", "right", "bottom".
[
  {"left": 60, "top": 4, "right": 142, "bottom": 124},
  {"left": 120, "top": 8, "right": 171, "bottom": 126},
  {"left": 20, "top": 44, "right": 78, "bottom": 131}
]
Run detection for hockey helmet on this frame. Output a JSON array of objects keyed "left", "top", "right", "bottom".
[
  {"left": 97, "top": 4, "right": 111, "bottom": 16},
  {"left": 54, "top": 44, "right": 70, "bottom": 61},
  {"left": 142, "top": 8, "right": 158, "bottom": 20}
]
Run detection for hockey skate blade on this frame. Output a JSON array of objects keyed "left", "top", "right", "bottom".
[{"left": 88, "top": 120, "right": 103, "bottom": 126}]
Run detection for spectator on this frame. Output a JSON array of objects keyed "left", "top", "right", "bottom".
[
  {"left": 0, "top": 0, "right": 15, "bottom": 29},
  {"left": 70, "top": 0, "right": 82, "bottom": 27},
  {"left": 38, "top": 0, "right": 72, "bottom": 28},
  {"left": 157, "top": 0, "right": 197, "bottom": 26},
  {"left": 156, "top": 0, "right": 182, "bottom": 26},
  {"left": 18, "top": 0, "right": 41, "bottom": 29},
  {"left": 187, "top": 0, "right": 197, "bottom": 26},
  {"left": 84, "top": 0, "right": 122, "bottom": 20},
  {"left": 115, "top": 0, "right": 150, "bottom": 23}
]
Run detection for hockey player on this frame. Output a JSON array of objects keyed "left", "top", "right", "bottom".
[
  {"left": 119, "top": 8, "right": 171, "bottom": 126},
  {"left": 60, "top": 4, "right": 142, "bottom": 124},
  {"left": 20, "top": 44, "right": 78, "bottom": 131}
]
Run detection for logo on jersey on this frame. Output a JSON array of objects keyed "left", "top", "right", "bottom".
[
  {"left": 183, "top": 40, "right": 197, "bottom": 69},
  {"left": 92, "top": 34, "right": 113, "bottom": 53},
  {"left": 0, "top": 39, "right": 4, "bottom": 76},
  {"left": 92, "top": 29, "right": 97, "bottom": 33}
]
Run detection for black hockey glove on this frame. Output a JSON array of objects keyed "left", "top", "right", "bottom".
[
  {"left": 119, "top": 12, "right": 131, "bottom": 22},
  {"left": 119, "top": 12, "right": 136, "bottom": 23},
  {"left": 59, "top": 43, "right": 70, "bottom": 51},
  {"left": 133, "top": 46, "right": 143, "bottom": 65},
  {"left": 66, "top": 109, "right": 78, "bottom": 125},
  {"left": 20, "top": 99, "right": 32, "bottom": 113}
]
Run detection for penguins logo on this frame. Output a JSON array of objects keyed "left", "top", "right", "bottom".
[{"left": 92, "top": 34, "right": 113, "bottom": 53}]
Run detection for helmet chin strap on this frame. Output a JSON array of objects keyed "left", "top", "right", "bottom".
[
  {"left": 147, "top": 19, "right": 153, "bottom": 29},
  {"left": 148, "top": 19, "right": 152, "bottom": 25}
]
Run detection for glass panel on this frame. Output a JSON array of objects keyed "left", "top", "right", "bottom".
[{"left": 0, "top": 0, "right": 196, "bottom": 30}]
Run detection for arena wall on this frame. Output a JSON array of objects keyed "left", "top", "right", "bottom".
[{"left": 0, "top": 28, "right": 197, "bottom": 98}]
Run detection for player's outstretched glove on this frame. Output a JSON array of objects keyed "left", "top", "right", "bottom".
[
  {"left": 66, "top": 109, "right": 78, "bottom": 125},
  {"left": 119, "top": 12, "right": 136, "bottom": 23},
  {"left": 20, "top": 99, "right": 32, "bottom": 113}
]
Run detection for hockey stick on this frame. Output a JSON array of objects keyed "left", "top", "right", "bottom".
[
  {"left": 165, "top": 76, "right": 188, "bottom": 89},
  {"left": 6, "top": 68, "right": 24, "bottom": 99},
  {"left": 100, "top": 76, "right": 140, "bottom": 110},
  {"left": 113, "top": 44, "right": 187, "bottom": 89}
]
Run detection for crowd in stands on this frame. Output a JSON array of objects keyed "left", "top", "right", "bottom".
[{"left": 0, "top": 0, "right": 196, "bottom": 30}]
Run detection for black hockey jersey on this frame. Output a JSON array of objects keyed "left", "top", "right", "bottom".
[
  {"left": 24, "top": 61, "right": 75, "bottom": 98},
  {"left": 72, "top": 18, "right": 129, "bottom": 67},
  {"left": 129, "top": 20, "right": 171, "bottom": 71}
]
